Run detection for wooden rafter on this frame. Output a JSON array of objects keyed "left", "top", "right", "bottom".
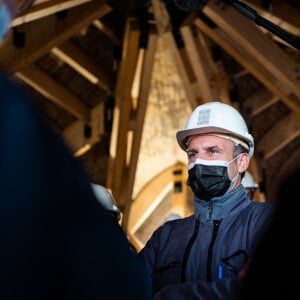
[
  {"left": 106, "top": 18, "right": 140, "bottom": 207},
  {"left": 193, "top": 15, "right": 300, "bottom": 115},
  {"left": 257, "top": 113, "right": 300, "bottom": 160},
  {"left": 243, "top": 88, "right": 279, "bottom": 116},
  {"left": 63, "top": 102, "right": 105, "bottom": 155},
  {"left": 52, "top": 40, "right": 113, "bottom": 90},
  {"left": 122, "top": 27, "right": 158, "bottom": 230},
  {"left": 0, "top": 0, "right": 111, "bottom": 73},
  {"left": 201, "top": 1, "right": 300, "bottom": 112},
  {"left": 16, "top": 65, "right": 90, "bottom": 120},
  {"left": 11, "top": 0, "right": 94, "bottom": 27}
]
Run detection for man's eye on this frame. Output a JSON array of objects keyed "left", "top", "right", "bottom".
[
  {"left": 209, "top": 148, "right": 220, "bottom": 155},
  {"left": 187, "top": 152, "right": 196, "bottom": 159}
]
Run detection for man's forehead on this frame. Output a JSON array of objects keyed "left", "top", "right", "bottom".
[{"left": 187, "top": 134, "right": 234, "bottom": 148}]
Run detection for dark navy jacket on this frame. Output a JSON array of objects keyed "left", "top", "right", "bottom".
[{"left": 140, "top": 185, "right": 274, "bottom": 299}]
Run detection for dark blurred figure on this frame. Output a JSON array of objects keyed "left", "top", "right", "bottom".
[
  {"left": 0, "top": 1, "right": 151, "bottom": 299},
  {"left": 236, "top": 171, "right": 298, "bottom": 299}
]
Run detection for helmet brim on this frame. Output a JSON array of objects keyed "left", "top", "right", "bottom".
[{"left": 176, "top": 126, "right": 254, "bottom": 157}]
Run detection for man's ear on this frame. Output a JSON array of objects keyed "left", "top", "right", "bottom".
[{"left": 238, "top": 153, "right": 250, "bottom": 173}]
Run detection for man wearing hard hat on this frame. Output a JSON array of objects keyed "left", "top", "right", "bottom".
[
  {"left": 140, "top": 101, "right": 275, "bottom": 299},
  {"left": 241, "top": 171, "right": 259, "bottom": 200}
]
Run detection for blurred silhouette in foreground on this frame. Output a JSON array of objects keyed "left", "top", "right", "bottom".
[
  {"left": 0, "top": 64, "right": 151, "bottom": 300},
  {"left": 0, "top": 1, "right": 151, "bottom": 299},
  {"left": 236, "top": 171, "right": 299, "bottom": 299}
]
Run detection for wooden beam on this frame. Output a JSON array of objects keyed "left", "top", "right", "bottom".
[
  {"left": 93, "top": 19, "right": 121, "bottom": 46},
  {"left": 152, "top": 11, "right": 231, "bottom": 108},
  {"left": 180, "top": 26, "right": 220, "bottom": 101},
  {"left": 62, "top": 102, "right": 104, "bottom": 153},
  {"left": 202, "top": 1, "right": 300, "bottom": 100},
  {"left": 196, "top": 33, "right": 232, "bottom": 103},
  {"left": 11, "top": 0, "right": 93, "bottom": 27},
  {"left": 243, "top": 0, "right": 300, "bottom": 37},
  {"left": 16, "top": 66, "right": 90, "bottom": 120},
  {"left": 52, "top": 40, "right": 113, "bottom": 90},
  {"left": 122, "top": 28, "right": 158, "bottom": 230},
  {"left": 0, "top": 0, "right": 111, "bottom": 73},
  {"left": 194, "top": 14, "right": 300, "bottom": 115},
  {"left": 243, "top": 88, "right": 279, "bottom": 116},
  {"left": 257, "top": 113, "right": 300, "bottom": 159},
  {"left": 106, "top": 19, "right": 140, "bottom": 205}
]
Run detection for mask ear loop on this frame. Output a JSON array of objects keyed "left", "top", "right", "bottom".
[
  {"left": 231, "top": 171, "right": 240, "bottom": 183},
  {"left": 227, "top": 153, "right": 242, "bottom": 165},
  {"left": 226, "top": 154, "right": 242, "bottom": 192}
]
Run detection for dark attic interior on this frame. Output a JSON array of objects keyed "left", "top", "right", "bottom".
[{"left": 1, "top": 0, "right": 300, "bottom": 249}]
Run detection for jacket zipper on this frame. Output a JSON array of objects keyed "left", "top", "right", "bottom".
[
  {"left": 207, "top": 220, "right": 221, "bottom": 281},
  {"left": 180, "top": 219, "right": 200, "bottom": 282}
]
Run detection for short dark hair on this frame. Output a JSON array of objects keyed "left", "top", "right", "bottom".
[
  {"left": 233, "top": 144, "right": 249, "bottom": 178},
  {"left": 233, "top": 144, "right": 249, "bottom": 158}
]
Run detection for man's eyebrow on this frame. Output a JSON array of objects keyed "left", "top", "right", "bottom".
[
  {"left": 186, "top": 145, "right": 221, "bottom": 152},
  {"left": 185, "top": 147, "right": 199, "bottom": 152},
  {"left": 186, "top": 147, "right": 198, "bottom": 152}
]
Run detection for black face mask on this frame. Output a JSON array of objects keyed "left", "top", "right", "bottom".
[{"left": 187, "top": 160, "right": 232, "bottom": 201}]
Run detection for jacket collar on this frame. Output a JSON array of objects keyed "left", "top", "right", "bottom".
[{"left": 193, "top": 185, "right": 251, "bottom": 220}]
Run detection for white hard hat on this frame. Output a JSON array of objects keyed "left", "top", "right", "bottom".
[
  {"left": 164, "top": 213, "right": 181, "bottom": 223},
  {"left": 176, "top": 101, "right": 254, "bottom": 157},
  {"left": 241, "top": 171, "right": 259, "bottom": 189},
  {"left": 90, "top": 183, "right": 121, "bottom": 221}
]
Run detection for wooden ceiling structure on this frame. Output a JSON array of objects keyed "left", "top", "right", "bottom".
[{"left": 1, "top": 0, "right": 300, "bottom": 238}]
